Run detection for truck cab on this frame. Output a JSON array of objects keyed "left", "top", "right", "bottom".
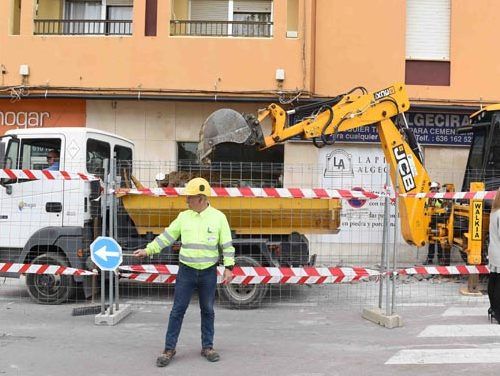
[{"left": 0, "top": 127, "right": 133, "bottom": 303}]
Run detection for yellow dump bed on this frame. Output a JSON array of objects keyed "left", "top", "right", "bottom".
[{"left": 121, "top": 195, "right": 341, "bottom": 235}]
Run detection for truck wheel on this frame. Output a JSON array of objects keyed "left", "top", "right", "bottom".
[
  {"left": 26, "top": 252, "right": 76, "bottom": 304},
  {"left": 218, "top": 255, "right": 269, "bottom": 309}
]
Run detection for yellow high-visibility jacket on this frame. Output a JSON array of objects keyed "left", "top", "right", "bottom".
[{"left": 145, "top": 205, "right": 235, "bottom": 270}]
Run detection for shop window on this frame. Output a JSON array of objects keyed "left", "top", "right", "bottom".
[{"left": 177, "top": 141, "right": 284, "bottom": 187}]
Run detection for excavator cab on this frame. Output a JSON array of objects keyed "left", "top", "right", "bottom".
[{"left": 461, "top": 106, "right": 500, "bottom": 192}]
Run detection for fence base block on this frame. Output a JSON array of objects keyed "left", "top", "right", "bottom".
[
  {"left": 94, "top": 304, "right": 132, "bottom": 326},
  {"left": 362, "top": 307, "right": 403, "bottom": 329}
]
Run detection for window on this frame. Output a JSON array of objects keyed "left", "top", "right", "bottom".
[
  {"left": 286, "top": 0, "right": 298, "bottom": 38},
  {"left": 87, "top": 139, "right": 110, "bottom": 178},
  {"left": 177, "top": 142, "right": 284, "bottom": 187},
  {"left": 114, "top": 145, "right": 133, "bottom": 187},
  {"left": 106, "top": 4, "right": 133, "bottom": 34},
  {"left": 18, "top": 139, "right": 62, "bottom": 170},
  {"left": 9, "top": 0, "right": 21, "bottom": 35},
  {"left": 463, "top": 128, "right": 485, "bottom": 191},
  {"left": 405, "top": 0, "right": 451, "bottom": 86},
  {"left": 172, "top": 0, "right": 272, "bottom": 37},
  {"left": 233, "top": 0, "right": 272, "bottom": 37},
  {"left": 3, "top": 138, "right": 19, "bottom": 169}
]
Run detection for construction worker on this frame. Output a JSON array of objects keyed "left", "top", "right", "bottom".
[
  {"left": 425, "top": 181, "right": 445, "bottom": 265},
  {"left": 133, "top": 177, "right": 235, "bottom": 367}
]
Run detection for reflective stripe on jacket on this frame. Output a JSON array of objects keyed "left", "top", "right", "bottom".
[{"left": 145, "top": 205, "right": 235, "bottom": 270}]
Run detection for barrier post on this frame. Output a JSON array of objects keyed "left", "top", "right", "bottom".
[
  {"left": 362, "top": 164, "right": 402, "bottom": 328},
  {"left": 100, "top": 160, "right": 109, "bottom": 315}
]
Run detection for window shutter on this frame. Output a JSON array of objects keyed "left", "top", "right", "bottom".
[
  {"left": 107, "top": 0, "right": 133, "bottom": 5},
  {"left": 234, "top": 0, "right": 272, "bottom": 13},
  {"left": 190, "top": 0, "right": 229, "bottom": 21},
  {"left": 406, "top": 0, "right": 450, "bottom": 60}
]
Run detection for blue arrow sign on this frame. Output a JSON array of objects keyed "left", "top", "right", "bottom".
[{"left": 90, "top": 236, "right": 123, "bottom": 271}]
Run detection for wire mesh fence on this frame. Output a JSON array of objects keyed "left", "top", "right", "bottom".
[{"left": 0, "top": 153, "right": 495, "bottom": 312}]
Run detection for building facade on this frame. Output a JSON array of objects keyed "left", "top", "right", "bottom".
[{"left": 0, "top": 0, "right": 495, "bottom": 190}]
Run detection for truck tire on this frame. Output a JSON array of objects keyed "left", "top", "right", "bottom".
[
  {"left": 26, "top": 252, "right": 76, "bottom": 304},
  {"left": 218, "top": 255, "right": 269, "bottom": 309}
]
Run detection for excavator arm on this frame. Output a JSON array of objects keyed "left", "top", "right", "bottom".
[{"left": 199, "top": 83, "right": 432, "bottom": 246}]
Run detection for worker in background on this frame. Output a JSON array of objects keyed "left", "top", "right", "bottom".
[
  {"left": 488, "top": 189, "right": 500, "bottom": 324},
  {"left": 133, "top": 177, "right": 235, "bottom": 367},
  {"left": 46, "top": 149, "right": 60, "bottom": 171},
  {"left": 424, "top": 181, "right": 444, "bottom": 265}
]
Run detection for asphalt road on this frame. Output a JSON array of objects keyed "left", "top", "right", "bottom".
[{"left": 1, "top": 284, "right": 498, "bottom": 376}]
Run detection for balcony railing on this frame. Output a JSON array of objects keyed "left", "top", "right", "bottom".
[
  {"left": 34, "top": 19, "right": 133, "bottom": 36},
  {"left": 170, "top": 20, "right": 273, "bottom": 37}
]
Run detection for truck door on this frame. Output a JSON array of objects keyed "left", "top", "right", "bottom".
[{"left": 0, "top": 137, "right": 65, "bottom": 249}]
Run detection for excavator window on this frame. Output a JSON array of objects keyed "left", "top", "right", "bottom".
[{"left": 463, "top": 127, "right": 486, "bottom": 191}]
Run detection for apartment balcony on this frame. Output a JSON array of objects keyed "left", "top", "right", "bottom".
[
  {"left": 34, "top": 19, "right": 132, "bottom": 36},
  {"left": 170, "top": 20, "right": 273, "bottom": 38}
]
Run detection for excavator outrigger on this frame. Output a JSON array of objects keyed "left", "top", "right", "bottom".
[{"left": 199, "top": 83, "right": 433, "bottom": 248}]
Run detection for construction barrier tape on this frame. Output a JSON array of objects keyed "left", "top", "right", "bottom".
[
  {"left": 0, "top": 262, "right": 97, "bottom": 276},
  {"left": 114, "top": 187, "right": 498, "bottom": 201},
  {"left": 0, "top": 262, "right": 491, "bottom": 281},
  {"left": 119, "top": 265, "right": 380, "bottom": 284},
  {"left": 396, "top": 265, "right": 490, "bottom": 276},
  {"left": 0, "top": 169, "right": 97, "bottom": 181},
  {"left": 402, "top": 191, "right": 497, "bottom": 200},
  {"left": 1, "top": 168, "right": 496, "bottom": 200},
  {"left": 114, "top": 187, "right": 380, "bottom": 200}
]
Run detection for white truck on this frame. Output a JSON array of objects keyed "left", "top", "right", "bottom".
[
  {"left": 0, "top": 127, "right": 133, "bottom": 304},
  {"left": 0, "top": 127, "right": 325, "bottom": 307}
]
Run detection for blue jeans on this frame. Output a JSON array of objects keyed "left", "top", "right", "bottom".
[{"left": 164, "top": 263, "right": 217, "bottom": 350}]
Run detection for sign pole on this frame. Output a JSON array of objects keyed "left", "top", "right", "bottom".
[{"left": 100, "top": 160, "right": 109, "bottom": 315}]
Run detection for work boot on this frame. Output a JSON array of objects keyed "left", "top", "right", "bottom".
[
  {"left": 423, "top": 259, "right": 433, "bottom": 265},
  {"left": 201, "top": 348, "right": 220, "bottom": 362},
  {"left": 156, "top": 349, "right": 176, "bottom": 367}
]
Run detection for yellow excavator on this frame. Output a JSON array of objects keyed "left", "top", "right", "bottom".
[
  {"left": 198, "top": 82, "right": 495, "bottom": 278},
  {"left": 199, "top": 83, "right": 433, "bottom": 248}
]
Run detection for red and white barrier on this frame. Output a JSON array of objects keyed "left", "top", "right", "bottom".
[
  {"left": 114, "top": 187, "right": 380, "bottom": 200},
  {"left": 0, "top": 262, "right": 491, "bottom": 282},
  {"left": 401, "top": 191, "right": 497, "bottom": 200},
  {"left": 0, "top": 169, "right": 97, "bottom": 181},
  {"left": 397, "top": 265, "right": 490, "bottom": 276},
  {"left": 1, "top": 168, "right": 497, "bottom": 201},
  {"left": 0, "top": 262, "right": 96, "bottom": 276},
  {"left": 119, "top": 265, "right": 380, "bottom": 284}
]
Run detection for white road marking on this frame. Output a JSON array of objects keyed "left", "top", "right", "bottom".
[
  {"left": 442, "top": 306, "right": 490, "bottom": 317},
  {"left": 418, "top": 324, "right": 500, "bottom": 337},
  {"left": 386, "top": 348, "right": 500, "bottom": 364}
]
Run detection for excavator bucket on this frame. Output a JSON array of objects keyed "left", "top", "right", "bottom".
[{"left": 197, "top": 109, "right": 263, "bottom": 162}]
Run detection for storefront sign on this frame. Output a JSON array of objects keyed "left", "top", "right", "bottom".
[
  {"left": 292, "top": 111, "right": 473, "bottom": 146},
  {"left": 0, "top": 99, "right": 86, "bottom": 135},
  {"left": 335, "top": 112, "right": 472, "bottom": 146}
]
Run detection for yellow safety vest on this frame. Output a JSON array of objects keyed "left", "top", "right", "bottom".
[{"left": 145, "top": 205, "right": 235, "bottom": 270}]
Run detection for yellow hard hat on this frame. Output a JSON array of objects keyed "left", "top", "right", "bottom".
[{"left": 183, "top": 177, "right": 212, "bottom": 196}]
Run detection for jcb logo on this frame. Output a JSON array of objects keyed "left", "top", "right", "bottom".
[
  {"left": 374, "top": 86, "right": 395, "bottom": 101},
  {"left": 393, "top": 145, "right": 416, "bottom": 192}
]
